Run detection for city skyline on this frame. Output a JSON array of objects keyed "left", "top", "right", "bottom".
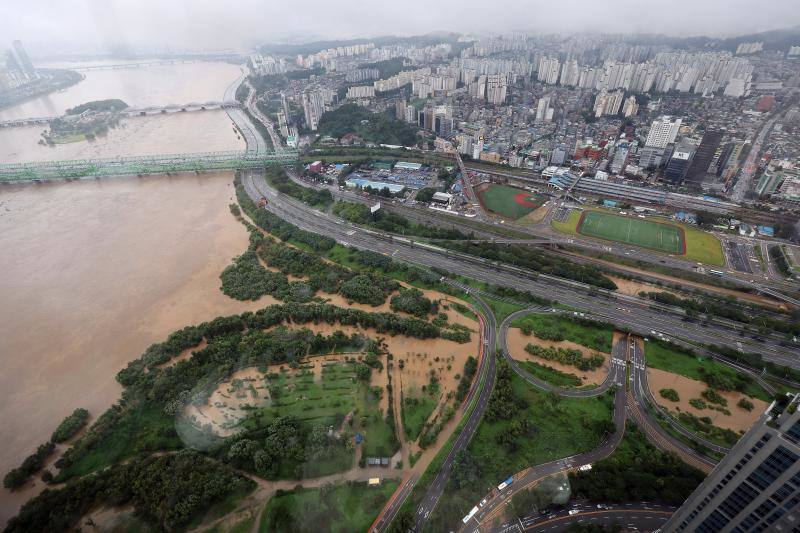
[{"left": 2, "top": 0, "right": 800, "bottom": 52}]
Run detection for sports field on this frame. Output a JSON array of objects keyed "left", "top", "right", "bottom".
[
  {"left": 578, "top": 211, "right": 685, "bottom": 254},
  {"left": 477, "top": 184, "right": 546, "bottom": 219}
]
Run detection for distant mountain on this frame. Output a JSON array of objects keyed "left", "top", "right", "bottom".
[
  {"left": 715, "top": 26, "right": 800, "bottom": 52},
  {"left": 259, "top": 32, "right": 463, "bottom": 56}
]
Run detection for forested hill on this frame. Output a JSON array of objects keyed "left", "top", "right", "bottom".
[{"left": 318, "top": 103, "right": 418, "bottom": 146}]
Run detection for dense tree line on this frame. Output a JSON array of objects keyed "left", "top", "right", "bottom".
[
  {"left": 318, "top": 103, "right": 418, "bottom": 146},
  {"left": 486, "top": 359, "right": 529, "bottom": 421},
  {"left": 265, "top": 167, "right": 333, "bottom": 207},
  {"left": 568, "top": 427, "right": 705, "bottom": 505},
  {"left": 7, "top": 450, "right": 254, "bottom": 532},
  {"left": 3, "top": 442, "right": 55, "bottom": 490},
  {"left": 51, "top": 408, "right": 90, "bottom": 444},
  {"left": 390, "top": 288, "right": 437, "bottom": 317},
  {"left": 333, "top": 200, "right": 471, "bottom": 240},
  {"left": 438, "top": 241, "right": 617, "bottom": 290},
  {"left": 259, "top": 238, "right": 399, "bottom": 305},
  {"left": 524, "top": 344, "right": 604, "bottom": 371},
  {"left": 455, "top": 356, "right": 478, "bottom": 402}
]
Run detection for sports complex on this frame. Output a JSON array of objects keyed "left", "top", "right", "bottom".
[
  {"left": 552, "top": 208, "right": 725, "bottom": 265},
  {"left": 578, "top": 210, "right": 686, "bottom": 254},
  {"left": 476, "top": 184, "right": 547, "bottom": 219}
]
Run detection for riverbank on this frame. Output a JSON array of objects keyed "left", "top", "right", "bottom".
[{"left": 0, "top": 173, "right": 267, "bottom": 525}]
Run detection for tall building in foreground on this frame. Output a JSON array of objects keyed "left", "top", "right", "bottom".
[
  {"left": 663, "top": 394, "right": 800, "bottom": 533},
  {"left": 685, "top": 129, "right": 724, "bottom": 187}
]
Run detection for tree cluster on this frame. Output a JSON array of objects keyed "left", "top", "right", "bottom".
[
  {"left": 265, "top": 167, "right": 333, "bottom": 208},
  {"left": 318, "top": 104, "right": 418, "bottom": 146},
  {"left": 51, "top": 408, "right": 90, "bottom": 444},
  {"left": 568, "top": 427, "right": 705, "bottom": 505},
  {"left": 524, "top": 344, "right": 604, "bottom": 371},
  {"left": 390, "top": 288, "right": 437, "bottom": 318},
  {"left": 7, "top": 450, "right": 254, "bottom": 532}
]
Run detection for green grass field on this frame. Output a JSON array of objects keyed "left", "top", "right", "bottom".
[
  {"left": 477, "top": 184, "right": 546, "bottom": 219},
  {"left": 402, "top": 387, "right": 438, "bottom": 442},
  {"left": 578, "top": 211, "right": 684, "bottom": 254},
  {"left": 510, "top": 314, "right": 613, "bottom": 353},
  {"left": 552, "top": 208, "right": 725, "bottom": 265},
  {"left": 259, "top": 480, "right": 399, "bottom": 533}
]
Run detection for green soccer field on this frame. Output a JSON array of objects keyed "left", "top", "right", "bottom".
[
  {"left": 477, "top": 184, "right": 545, "bottom": 219},
  {"left": 577, "top": 211, "right": 685, "bottom": 254}
]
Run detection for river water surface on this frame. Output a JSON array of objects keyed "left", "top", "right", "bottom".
[{"left": 0, "top": 61, "right": 263, "bottom": 525}]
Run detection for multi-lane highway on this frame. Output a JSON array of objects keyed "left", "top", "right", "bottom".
[
  {"left": 499, "top": 503, "right": 675, "bottom": 533},
  {"left": 497, "top": 307, "right": 626, "bottom": 399},
  {"left": 627, "top": 336, "right": 718, "bottom": 473},
  {"left": 242, "top": 170, "right": 800, "bottom": 367},
  {"left": 411, "top": 287, "right": 498, "bottom": 531},
  {"left": 460, "top": 328, "right": 629, "bottom": 531}
]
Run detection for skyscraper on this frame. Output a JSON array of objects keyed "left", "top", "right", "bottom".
[
  {"left": 664, "top": 147, "right": 693, "bottom": 184},
  {"left": 685, "top": 129, "right": 724, "bottom": 187},
  {"left": 302, "top": 89, "right": 325, "bottom": 131},
  {"left": 645, "top": 116, "right": 682, "bottom": 149},
  {"left": 663, "top": 394, "right": 800, "bottom": 533}
]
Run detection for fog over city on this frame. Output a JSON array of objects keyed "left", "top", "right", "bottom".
[{"left": 2, "top": 0, "right": 800, "bottom": 52}]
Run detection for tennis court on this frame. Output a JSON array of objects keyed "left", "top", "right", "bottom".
[{"left": 577, "top": 211, "right": 685, "bottom": 254}]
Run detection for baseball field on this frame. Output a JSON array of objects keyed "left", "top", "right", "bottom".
[
  {"left": 477, "top": 184, "right": 546, "bottom": 219},
  {"left": 578, "top": 211, "right": 686, "bottom": 254}
]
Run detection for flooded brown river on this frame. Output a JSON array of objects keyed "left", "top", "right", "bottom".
[{"left": 0, "top": 61, "right": 261, "bottom": 524}]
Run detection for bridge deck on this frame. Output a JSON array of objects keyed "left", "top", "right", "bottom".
[{"left": 0, "top": 150, "right": 298, "bottom": 181}]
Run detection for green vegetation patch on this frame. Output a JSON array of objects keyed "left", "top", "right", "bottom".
[
  {"left": 477, "top": 184, "right": 546, "bottom": 219},
  {"left": 7, "top": 451, "right": 255, "bottom": 533},
  {"left": 568, "top": 426, "right": 705, "bottom": 504},
  {"left": 578, "top": 210, "right": 685, "bottom": 255},
  {"left": 512, "top": 314, "right": 613, "bottom": 353},
  {"left": 644, "top": 340, "right": 769, "bottom": 401},
  {"left": 402, "top": 387, "right": 439, "bottom": 442},
  {"left": 425, "top": 360, "right": 613, "bottom": 530},
  {"left": 517, "top": 360, "right": 583, "bottom": 388},
  {"left": 318, "top": 103, "right": 417, "bottom": 146},
  {"left": 259, "top": 480, "right": 399, "bottom": 533}
]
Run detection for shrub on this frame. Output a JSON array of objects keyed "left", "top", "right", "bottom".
[
  {"left": 737, "top": 398, "right": 755, "bottom": 411},
  {"left": 659, "top": 389, "right": 680, "bottom": 402}
]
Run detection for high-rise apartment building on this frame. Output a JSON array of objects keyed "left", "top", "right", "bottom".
[
  {"left": 535, "top": 95, "right": 553, "bottom": 122},
  {"left": 538, "top": 57, "right": 560, "bottom": 85},
  {"left": 622, "top": 96, "right": 639, "bottom": 117},
  {"left": 485, "top": 74, "right": 507, "bottom": 105},
  {"left": 302, "top": 88, "right": 331, "bottom": 131},
  {"left": 645, "top": 116, "right": 682, "bottom": 149},
  {"left": 663, "top": 394, "right": 800, "bottom": 533}
]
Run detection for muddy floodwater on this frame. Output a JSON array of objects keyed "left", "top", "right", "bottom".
[{"left": 0, "top": 173, "right": 266, "bottom": 523}]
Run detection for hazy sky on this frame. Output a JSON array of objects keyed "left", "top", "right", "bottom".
[{"left": 2, "top": 0, "right": 799, "bottom": 53}]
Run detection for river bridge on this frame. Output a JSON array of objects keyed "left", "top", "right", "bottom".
[
  {"left": 0, "top": 101, "right": 242, "bottom": 128},
  {"left": 0, "top": 150, "right": 299, "bottom": 182}
]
